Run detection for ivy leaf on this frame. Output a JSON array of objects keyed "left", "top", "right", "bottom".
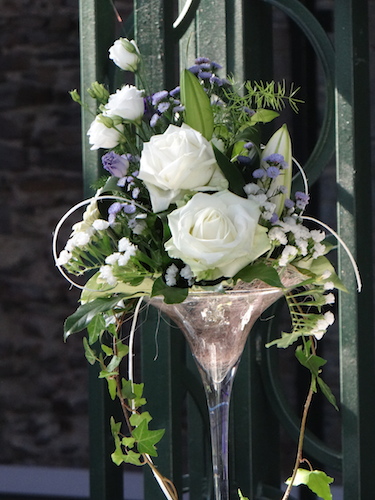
[
  {"left": 286, "top": 469, "right": 334, "bottom": 500},
  {"left": 180, "top": 69, "right": 214, "bottom": 140},
  {"left": 102, "top": 344, "right": 113, "bottom": 356},
  {"left": 151, "top": 277, "right": 188, "bottom": 304},
  {"left": 234, "top": 262, "right": 284, "bottom": 288},
  {"left": 131, "top": 418, "right": 165, "bottom": 456},
  {"left": 213, "top": 145, "right": 246, "bottom": 197},
  {"left": 266, "top": 330, "right": 302, "bottom": 349},
  {"left": 87, "top": 314, "right": 106, "bottom": 345},
  {"left": 83, "top": 337, "right": 97, "bottom": 365},
  {"left": 64, "top": 296, "right": 126, "bottom": 339},
  {"left": 130, "top": 411, "right": 152, "bottom": 427},
  {"left": 295, "top": 346, "right": 327, "bottom": 378},
  {"left": 317, "top": 376, "right": 339, "bottom": 411},
  {"left": 122, "top": 450, "right": 143, "bottom": 466}
]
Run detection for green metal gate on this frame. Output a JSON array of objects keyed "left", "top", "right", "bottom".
[{"left": 79, "top": 1, "right": 375, "bottom": 498}]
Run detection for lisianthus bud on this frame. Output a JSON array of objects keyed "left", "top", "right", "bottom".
[
  {"left": 87, "top": 82, "right": 110, "bottom": 104},
  {"left": 69, "top": 89, "right": 81, "bottom": 103},
  {"left": 109, "top": 38, "right": 141, "bottom": 72}
]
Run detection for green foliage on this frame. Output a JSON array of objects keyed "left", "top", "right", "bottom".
[
  {"left": 151, "top": 276, "right": 188, "bottom": 303},
  {"left": 286, "top": 468, "right": 334, "bottom": 500},
  {"left": 64, "top": 295, "right": 126, "bottom": 338},
  {"left": 131, "top": 417, "right": 165, "bottom": 456},
  {"left": 213, "top": 145, "right": 246, "bottom": 197},
  {"left": 237, "top": 489, "right": 249, "bottom": 500},
  {"left": 180, "top": 69, "right": 214, "bottom": 140},
  {"left": 234, "top": 261, "right": 284, "bottom": 288}
]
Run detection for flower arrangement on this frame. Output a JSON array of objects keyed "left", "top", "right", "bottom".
[{"left": 53, "top": 37, "right": 360, "bottom": 500}]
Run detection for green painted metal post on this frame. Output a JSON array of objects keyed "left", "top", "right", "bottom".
[
  {"left": 335, "top": 1, "right": 375, "bottom": 498},
  {"left": 79, "top": 1, "right": 124, "bottom": 499}
]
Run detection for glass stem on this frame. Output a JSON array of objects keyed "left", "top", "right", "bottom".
[{"left": 200, "top": 365, "right": 237, "bottom": 500}]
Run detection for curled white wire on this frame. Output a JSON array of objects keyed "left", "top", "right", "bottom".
[{"left": 301, "top": 215, "right": 362, "bottom": 292}]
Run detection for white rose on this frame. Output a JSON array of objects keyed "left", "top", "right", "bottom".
[
  {"left": 165, "top": 190, "right": 271, "bottom": 280},
  {"left": 104, "top": 85, "right": 144, "bottom": 123},
  {"left": 87, "top": 115, "right": 124, "bottom": 150},
  {"left": 138, "top": 123, "right": 228, "bottom": 213},
  {"left": 109, "top": 38, "right": 140, "bottom": 72}
]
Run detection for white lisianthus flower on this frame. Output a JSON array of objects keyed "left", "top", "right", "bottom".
[
  {"left": 164, "top": 190, "right": 270, "bottom": 280},
  {"left": 138, "top": 123, "right": 228, "bottom": 213},
  {"left": 108, "top": 38, "right": 140, "bottom": 72},
  {"left": 104, "top": 85, "right": 144, "bottom": 123},
  {"left": 87, "top": 115, "right": 124, "bottom": 150}
]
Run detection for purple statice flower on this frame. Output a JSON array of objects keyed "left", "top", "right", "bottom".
[
  {"left": 264, "top": 153, "right": 288, "bottom": 168},
  {"left": 195, "top": 57, "right": 210, "bottom": 64},
  {"left": 244, "top": 142, "right": 254, "bottom": 150},
  {"left": 151, "top": 90, "right": 169, "bottom": 106},
  {"left": 198, "top": 62, "right": 211, "bottom": 71},
  {"left": 169, "top": 86, "right": 180, "bottom": 97},
  {"left": 102, "top": 152, "right": 129, "bottom": 178},
  {"left": 132, "top": 187, "right": 140, "bottom": 199},
  {"left": 209, "top": 75, "right": 227, "bottom": 87},
  {"left": 284, "top": 198, "right": 295, "bottom": 209},
  {"left": 158, "top": 101, "right": 170, "bottom": 113},
  {"left": 237, "top": 155, "right": 252, "bottom": 165},
  {"left": 211, "top": 61, "right": 222, "bottom": 70},
  {"left": 198, "top": 71, "right": 212, "bottom": 80},
  {"left": 252, "top": 168, "right": 265, "bottom": 179},
  {"left": 266, "top": 166, "right": 280, "bottom": 178},
  {"left": 108, "top": 202, "right": 124, "bottom": 224},
  {"left": 243, "top": 107, "right": 255, "bottom": 116},
  {"left": 295, "top": 191, "right": 310, "bottom": 210},
  {"left": 188, "top": 64, "right": 200, "bottom": 74},
  {"left": 173, "top": 104, "right": 185, "bottom": 113},
  {"left": 123, "top": 204, "right": 136, "bottom": 215},
  {"left": 150, "top": 113, "right": 160, "bottom": 127},
  {"left": 270, "top": 213, "right": 279, "bottom": 224}
]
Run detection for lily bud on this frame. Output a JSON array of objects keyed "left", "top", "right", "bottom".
[{"left": 260, "top": 124, "right": 292, "bottom": 216}]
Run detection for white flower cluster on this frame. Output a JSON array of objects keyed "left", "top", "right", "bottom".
[
  {"left": 268, "top": 216, "right": 326, "bottom": 267},
  {"left": 98, "top": 237, "right": 138, "bottom": 287},
  {"left": 165, "top": 263, "right": 194, "bottom": 287},
  {"left": 310, "top": 311, "right": 335, "bottom": 340}
]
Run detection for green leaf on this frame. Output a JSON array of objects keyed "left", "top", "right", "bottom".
[
  {"left": 122, "top": 450, "right": 142, "bottom": 466},
  {"left": 180, "top": 69, "right": 214, "bottom": 140},
  {"left": 106, "top": 377, "right": 117, "bottom": 400},
  {"left": 64, "top": 296, "right": 126, "bottom": 339},
  {"left": 151, "top": 277, "right": 188, "bottom": 304},
  {"left": 83, "top": 337, "right": 97, "bottom": 365},
  {"left": 122, "top": 436, "right": 136, "bottom": 449},
  {"left": 266, "top": 330, "right": 302, "bottom": 349},
  {"left": 295, "top": 347, "right": 326, "bottom": 378},
  {"left": 317, "top": 376, "right": 339, "bottom": 411},
  {"left": 213, "top": 145, "right": 246, "bottom": 197},
  {"left": 107, "top": 355, "right": 122, "bottom": 373},
  {"left": 247, "top": 108, "right": 279, "bottom": 125},
  {"left": 102, "top": 344, "right": 113, "bottom": 356},
  {"left": 87, "top": 314, "right": 106, "bottom": 345},
  {"left": 234, "top": 262, "right": 284, "bottom": 288},
  {"left": 286, "top": 469, "right": 334, "bottom": 500},
  {"left": 237, "top": 489, "right": 249, "bottom": 500},
  {"left": 130, "top": 412, "right": 152, "bottom": 427},
  {"left": 131, "top": 418, "right": 165, "bottom": 457}
]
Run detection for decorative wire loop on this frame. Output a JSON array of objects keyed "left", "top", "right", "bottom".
[{"left": 52, "top": 194, "right": 135, "bottom": 292}]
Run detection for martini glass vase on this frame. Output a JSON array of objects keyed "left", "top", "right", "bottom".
[{"left": 149, "top": 280, "right": 286, "bottom": 500}]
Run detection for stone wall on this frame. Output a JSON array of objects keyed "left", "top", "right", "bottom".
[{"left": 0, "top": 0, "right": 373, "bottom": 480}]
